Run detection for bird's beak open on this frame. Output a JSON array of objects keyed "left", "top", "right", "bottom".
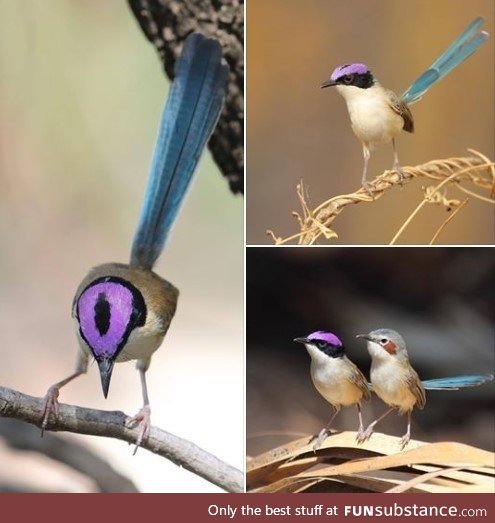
[
  {"left": 356, "top": 334, "right": 372, "bottom": 342},
  {"left": 97, "top": 357, "right": 115, "bottom": 399},
  {"left": 293, "top": 337, "right": 309, "bottom": 344},
  {"left": 321, "top": 79, "right": 337, "bottom": 88}
]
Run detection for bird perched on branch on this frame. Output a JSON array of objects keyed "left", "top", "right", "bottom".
[
  {"left": 357, "top": 328, "right": 493, "bottom": 450},
  {"left": 41, "top": 33, "right": 229, "bottom": 451},
  {"left": 321, "top": 17, "right": 489, "bottom": 194},
  {"left": 294, "top": 331, "right": 370, "bottom": 449}
]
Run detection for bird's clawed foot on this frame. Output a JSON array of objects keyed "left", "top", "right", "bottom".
[
  {"left": 393, "top": 163, "right": 406, "bottom": 187},
  {"left": 355, "top": 425, "right": 367, "bottom": 443},
  {"left": 126, "top": 404, "right": 151, "bottom": 454},
  {"left": 356, "top": 425, "right": 374, "bottom": 444},
  {"left": 40, "top": 385, "right": 61, "bottom": 436},
  {"left": 312, "top": 428, "right": 329, "bottom": 451},
  {"left": 361, "top": 181, "right": 375, "bottom": 197},
  {"left": 399, "top": 432, "right": 411, "bottom": 451}
]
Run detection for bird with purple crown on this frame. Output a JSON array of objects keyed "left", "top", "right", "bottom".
[
  {"left": 40, "top": 33, "right": 229, "bottom": 452},
  {"left": 294, "top": 330, "right": 370, "bottom": 449},
  {"left": 321, "top": 18, "right": 489, "bottom": 194}
]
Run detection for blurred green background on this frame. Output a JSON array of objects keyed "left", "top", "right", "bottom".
[
  {"left": 247, "top": 0, "right": 494, "bottom": 244},
  {"left": 0, "top": 1, "right": 243, "bottom": 492}
]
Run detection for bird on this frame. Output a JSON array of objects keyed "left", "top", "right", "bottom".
[
  {"left": 294, "top": 330, "right": 370, "bottom": 449},
  {"left": 40, "top": 32, "right": 229, "bottom": 451},
  {"left": 320, "top": 17, "right": 489, "bottom": 194},
  {"left": 356, "top": 328, "right": 493, "bottom": 450}
]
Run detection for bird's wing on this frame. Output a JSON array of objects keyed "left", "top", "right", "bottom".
[
  {"left": 348, "top": 359, "right": 372, "bottom": 401},
  {"left": 406, "top": 367, "right": 426, "bottom": 410},
  {"left": 386, "top": 89, "right": 414, "bottom": 133}
]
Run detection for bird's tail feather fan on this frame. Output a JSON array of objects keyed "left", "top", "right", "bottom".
[
  {"left": 402, "top": 17, "right": 488, "bottom": 105},
  {"left": 130, "top": 33, "right": 229, "bottom": 270}
]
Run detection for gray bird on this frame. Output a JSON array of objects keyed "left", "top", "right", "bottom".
[{"left": 356, "top": 329, "right": 425, "bottom": 450}]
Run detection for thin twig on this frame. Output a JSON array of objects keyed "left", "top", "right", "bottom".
[
  {"left": 267, "top": 151, "right": 494, "bottom": 245},
  {"left": 468, "top": 149, "right": 495, "bottom": 198},
  {"left": 456, "top": 184, "right": 495, "bottom": 204},
  {"left": 0, "top": 386, "right": 243, "bottom": 493},
  {"left": 390, "top": 164, "right": 480, "bottom": 244},
  {"left": 429, "top": 198, "right": 469, "bottom": 245}
]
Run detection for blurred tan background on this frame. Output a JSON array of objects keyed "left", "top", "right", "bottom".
[
  {"left": 0, "top": 1, "right": 243, "bottom": 492},
  {"left": 247, "top": 0, "right": 494, "bottom": 244}
]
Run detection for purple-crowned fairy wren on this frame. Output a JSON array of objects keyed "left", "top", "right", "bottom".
[
  {"left": 320, "top": 18, "right": 488, "bottom": 194},
  {"left": 40, "top": 33, "right": 228, "bottom": 451},
  {"left": 294, "top": 331, "right": 370, "bottom": 449}
]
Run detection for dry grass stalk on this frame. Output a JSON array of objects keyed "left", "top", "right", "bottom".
[{"left": 266, "top": 150, "right": 495, "bottom": 245}]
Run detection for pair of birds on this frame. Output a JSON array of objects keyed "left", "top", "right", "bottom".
[
  {"left": 294, "top": 329, "right": 493, "bottom": 450},
  {"left": 321, "top": 17, "right": 489, "bottom": 193},
  {"left": 40, "top": 33, "right": 229, "bottom": 451}
]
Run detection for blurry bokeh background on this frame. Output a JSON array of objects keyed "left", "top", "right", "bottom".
[
  {"left": 0, "top": 1, "right": 243, "bottom": 492},
  {"left": 247, "top": 248, "right": 494, "bottom": 456},
  {"left": 247, "top": 0, "right": 494, "bottom": 244}
]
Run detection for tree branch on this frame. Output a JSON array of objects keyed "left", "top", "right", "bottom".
[
  {"left": 127, "top": 0, "right": 244, "bottom": 194},
  {"left": 0, "top": 386, "right": 243, "bottom": 493}
]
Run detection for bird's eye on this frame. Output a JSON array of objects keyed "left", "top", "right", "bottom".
[
  {"left": 317, "top": 341, "right": 327, "bottom": 349},
  {"left": 380, "top": 338, "right": 388, "bottom": 345},
  {"left": 343, "top": 74, "right": 354, "bottom": 84}
]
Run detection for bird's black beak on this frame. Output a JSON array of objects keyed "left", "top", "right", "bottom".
[
  {"left": 293, "top": 337, "right": 309, "bottom": 344},
  {"left": 356, "top": 334, "right": 372, "bottom": 342},
  {"left": 321, "top": 79, "right": 338, "bottom": 89},
  {"left": 97, "top": 357, "right": 114, "bottom": 399}
]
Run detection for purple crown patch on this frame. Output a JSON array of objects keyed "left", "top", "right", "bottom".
[
  {"left": 330, "top": 63, "right": 369, "bottom": 81},
  {"left": 307, "top": 330, "right": 343, "bottom": 346},
  {"left": 77, "top": 281, "right": 135, "bottom": 358}
]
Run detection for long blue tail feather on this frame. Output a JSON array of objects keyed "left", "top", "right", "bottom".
[
  {"left": 402, "top": 17, "right": 488, "bottom": 105},
  {"left": 367, "top": 374, "right": 493, "bottom": 391},
  {"left": 421, "top": 374, "right": 494, "bottom": 390},
  {"left": 130, "top": 33, "right": 229, "bottom": 270}
]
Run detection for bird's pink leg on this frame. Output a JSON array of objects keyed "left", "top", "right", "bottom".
[
  {"left": 356, "top": 407, "right": 395, "bottom": 444},
  {"left": 41, "top": 372, "right": 84, "bottom": 434},
  {"left": 361, "top": 143, "right": 374, "bottom": 195},
  {"left": 41, "top": 354, "right": 88, "bottom": 435},
  {"left": 355, "top": 403, "right": 366, "bottom": 441},
  {"left": 399, "top": 411, "right": 412, "bottom": 450},
  {"left": 126, "top": 364, "right": 151, "bottom": 454},
  {"left": 313, "top": 407, "right": 340, "bottom": 450},
  {"left": 392, "top": 138, "right": 405, "bottom": 185}
]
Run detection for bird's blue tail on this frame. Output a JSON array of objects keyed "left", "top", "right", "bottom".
[
  {"left": 421, "top": 374, "right": 494, "bottom": 390},
  {"left": 367, "top": 374, "right": 493, "bottom": 391},
  {"left": 402, "top": 17, "right": 488, "bottom": 105},
  {"left": 130, "top": 33, "right": 229, "bottom": 270}
]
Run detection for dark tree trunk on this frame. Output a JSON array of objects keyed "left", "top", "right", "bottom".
[{"left": 128, "top": 0, "right": 244, "bottom": 195}]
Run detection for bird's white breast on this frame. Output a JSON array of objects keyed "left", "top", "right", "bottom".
[
  {"left": 308, "top": 350, "right": 363, "bottom": 408},
  {"left": 336, "top": 84, "right": 404, "bottom": 146},
  {"left": 370, "top": 359, "right": 417, "bottom": 412}
]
